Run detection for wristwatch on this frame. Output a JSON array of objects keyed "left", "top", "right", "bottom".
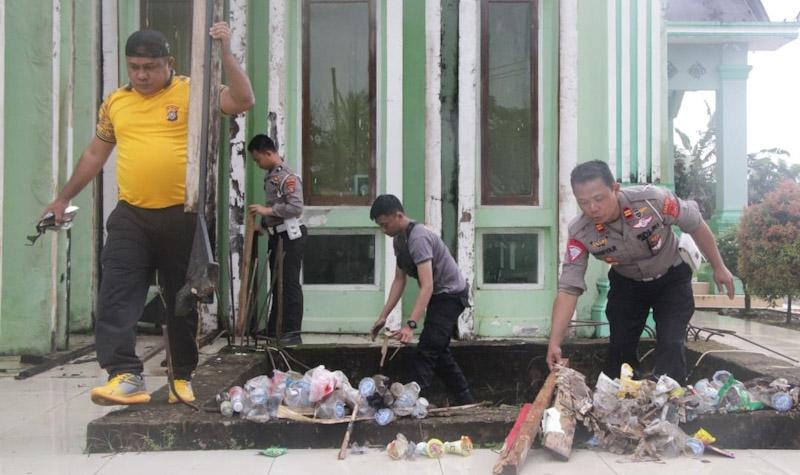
[{"left": 406, "top": 320, "right": 418, "bottom": 330}]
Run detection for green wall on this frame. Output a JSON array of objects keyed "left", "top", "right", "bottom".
[
  {"left": 0, "top": 1, "right": 99, "bottom": 354},
  {"left": 575, "top": 0, "right": 612, "bottom": 321}
]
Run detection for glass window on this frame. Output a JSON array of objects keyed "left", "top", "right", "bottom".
[
  {"left": 303, "top": 0, "right": 376, "bottom": 205},
  {"left": 303, "top": 234, "right": 376, "bottom": 285},
  {"left": 481, "top": 0, "right": 538, "bottom": 205},
  {"left": 482, "top": 233, "right": 539, "bottom": 284},
  {"left": 141, "top": 0, "right": 193, "bottom": 76}
]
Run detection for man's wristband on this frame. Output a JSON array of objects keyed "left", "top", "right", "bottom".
[{"left": 406, "top": 320, "right": 418, "bottom": 330}]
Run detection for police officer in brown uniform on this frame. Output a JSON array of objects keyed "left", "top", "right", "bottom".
[
  {"left": 247, "top": 134, "right": 306, "bottom": 345},
  {"left": 547, "top": 160, "right": 734, "bottom": 383}
]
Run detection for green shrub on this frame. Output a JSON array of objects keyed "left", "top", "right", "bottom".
[{"left": 737, "top": 181, "right": 800, "bottom": 322}]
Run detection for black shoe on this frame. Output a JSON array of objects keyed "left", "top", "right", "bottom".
[{"left": 278, "top": 334, "right": 303, "bottom": 346}]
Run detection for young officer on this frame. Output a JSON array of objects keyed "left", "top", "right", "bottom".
[
  {"left": 370, "top": 195, "right": 475, "bottom": 405},
  {"left": 547, "top": 160, "right": 735, "bottom": 383},
  {"left": 248, "top": 134, "right": 306, "bottom": 345}
]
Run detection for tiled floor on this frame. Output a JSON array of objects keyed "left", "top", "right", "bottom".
[{"left": 2, "top": 313, "right": 800, "bottom": 475}]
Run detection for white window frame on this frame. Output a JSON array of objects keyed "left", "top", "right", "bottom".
[
  {"left": 301, "top": 228, "right": 381, "bottom": 291},
  {"left": 476, "top": 228, "right": 545, "bottom": 290}
]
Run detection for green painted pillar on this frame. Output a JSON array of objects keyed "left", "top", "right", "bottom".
[
  {"left": 2, "top": 2, "right": 62, "bottom": 354},
  {"left": 591, "top": 278, "right": 610, "bottom": 338},
  {"left": 710, "top": 47, "right": 751, "bottom": 235}
]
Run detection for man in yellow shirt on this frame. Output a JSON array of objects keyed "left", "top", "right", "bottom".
[{"left": 42, "top": 24, "right": 254, "bottom": 405}]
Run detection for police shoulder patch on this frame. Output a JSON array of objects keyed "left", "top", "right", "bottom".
[
  {"left": 662, "top": 197, "right": 680, "bottom": 217},
  {"left": 285, "top": 176, "right": 297, "bottom": 193},
  {"left": 566, "top": 239, "right": 587, "bottom": 264}
]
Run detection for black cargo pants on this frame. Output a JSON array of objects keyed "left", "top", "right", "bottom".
[
  {"left": 96, "top": 201, "right": 198, "bottom": 379},
  {"left": 414, "top": 291, "right": 473, "bottom": 404},
  {"left": 266, "top": 225, "right": 307, "bottom": 341},
  {"left": 604, "top": 262, "right": 695, "bottom": 383}
]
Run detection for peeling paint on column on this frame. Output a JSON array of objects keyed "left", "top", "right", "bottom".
[
  {"left": 424, "top": 0, "right": 442, "bottom": 235},
  {"left": 558, "top": 0, "right": 579, "bottom": 274},
  {"left": 269, "top": 0, "right": 287, "bottom": 155},
  {"left": 456, "top": 0, "right": 478, "bottom": 339},
  {"left": 227, "top": 0, "right": 248, "bottom": 331}
]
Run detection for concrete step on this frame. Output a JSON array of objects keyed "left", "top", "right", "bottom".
[
  {"left": 692, "top": 281, "right": 711, "bottom": 294},
  {"left": 694, "top": 294, "right": 774, "bottom": 309}
]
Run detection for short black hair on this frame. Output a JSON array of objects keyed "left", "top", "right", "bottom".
[
  {"left": 247, "top": 134, "right": 278, "bottom": 154},
  {"left": 125, "top": 30, "right": 171, "bottom": 58},
  {"left": 370, "top": 194, "right": 404, "bottom": 221},
  {"left": 570, "top": 160, "right": 616, "bottom": 188}
]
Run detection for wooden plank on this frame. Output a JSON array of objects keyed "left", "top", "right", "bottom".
[
  {"left": 235, "top": 213, "right": 255, "bottom": 340},
  {"left": 542, "top": 383, "right": 577, "bottom": 460},
  {"left": 186, "top": 0, "right": 223, "bottom": 213},
  {"left": 493, "top": 362, "right": 566, "bottom": 474}
]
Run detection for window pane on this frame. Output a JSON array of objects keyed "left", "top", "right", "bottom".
[
  {"left": 307, "top": 1, "right": 372, "bottom": 202},
  {"left": 483, "top": 234, "right": 538, "bottom": 284},
  {"left": 486, "top": 2, "right": 533, "bottom": 199},
  {"left": 141, "top": 0, "right": 192, "bottom": 76},
  {"left": 303, "top": 235, "right": 375, "bottom": 285}
]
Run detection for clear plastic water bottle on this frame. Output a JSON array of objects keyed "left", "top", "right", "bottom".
[
  {"left": 358, "top": 377, "right": 376, "bottom": 398},
  {"left": 771, "top": 392, "right": 794, "bottom": 412},
  {"left": 318, "top": 395, "right": 346, "bottom": 419},
  {"left": 228, "top": 386, "right": 247, "bottom": 413},
  {"left": 685, "top": 438, "right": 705, "bottom": 456},
  {"left": 375, "top": 408, "right": 396, "bottom": 426},
  {"left": 411, "top": 397, "right": 429, "bottom": 419},
  {"left": 285, "top": 380, "right": 311, "bottom": 408},
  {"left": 249, "top": 385, "right": 268, "bottom": 407},
  {"left": 219, "top": 400, "right": 234, "bottom": 417}
]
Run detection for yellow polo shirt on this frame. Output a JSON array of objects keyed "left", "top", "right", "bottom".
[{"left": 96, "top": 76, "right": 190, "bottom": 209}]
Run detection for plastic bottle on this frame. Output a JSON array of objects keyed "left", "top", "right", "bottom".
[
  {"left": 375, "top": 408, "right": 396, "bottom": 426},
  {"left": 685, "top": 438, "right": 705, "bottom": 457},
  {"left": 318, "top": 393, "right": 346, "bottom": 419},
  {"left": 249, "top": 385, "right": 268, "bottom": 407},
  {"left": 228, "top": 386, "right": 247, "bottom": 413},
  {"left": 411, "top": 397, "right": 429, "bottom": 419},
  {"left": 285, "top": 380, "right": 311, "bottom": 408},
  {"left": 771, "top": 392, "right": 794, "bottom": 412},
  {"left": 219, "top": 400, "right": 234, "bottom": 417},
  {"left": 711, "top": 370, "right": 732, "bottom": 389},
  {"left": 358, "top": 377, "right": 376, "bottom": 398}
]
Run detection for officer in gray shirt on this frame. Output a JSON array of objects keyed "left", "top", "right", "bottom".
[
  {"left": 370, "top": 195, "right": 474, "bottom": 405},
  {"left": 247, "top": 134, "right": 306, "bottom": 345},
  {"left": 547, "top": 161, "right": 734, "bottom": 383}
]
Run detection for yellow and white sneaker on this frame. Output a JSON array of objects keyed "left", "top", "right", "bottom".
[
  {"left": 168, "top": 379, "right": 196, "bottom": 404},
  {"left": 90, "top": 373, "right": 151, "bottom": 406}
]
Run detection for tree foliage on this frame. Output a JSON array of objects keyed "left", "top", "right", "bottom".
[
  {"left": 737, "top": 181, "right": 800, "bottom": 322},
  {"left": 673, "top": 104, "right": 716, "bottom": 219},
  {"left": 747, "top": 149, "right": 800, "bottom": 205}
]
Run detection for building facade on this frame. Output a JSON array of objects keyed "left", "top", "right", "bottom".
[{"left": 0, "top": 0, "right": 796, "bottom": 355}]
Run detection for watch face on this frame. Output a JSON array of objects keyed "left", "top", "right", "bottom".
[{"left": 407, "top": 320, "right": 417, "bottom": 329}]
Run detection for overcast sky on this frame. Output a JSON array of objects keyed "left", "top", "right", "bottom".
[{"left": 673, "top": 0, "right": 800, "bottom": 164}]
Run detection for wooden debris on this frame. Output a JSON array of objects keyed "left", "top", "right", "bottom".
[
  {"left": 542, "top": 386, "right": 577, "bottom": 460},
  {"left": 235, "top": 213, "right": 256, "bottom": 342},
  {"left": 493, "top": 362, "right": 565, "bottom": 474},
  {"left": 337, "top": 403, "right": 359, "bottom": 460}
]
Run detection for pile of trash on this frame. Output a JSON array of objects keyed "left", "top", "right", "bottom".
[
  {"left": 216, "top": 365, "right": 429, "bottom": 424},
  {"left": 386, "top": 434, "right": 473, "bottom": 460},
  {"left": 560, "top": 365, "right": 799, "bottom": 459}
]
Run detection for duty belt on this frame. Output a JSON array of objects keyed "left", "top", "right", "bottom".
[{"left": 267, "top": 219, "right": 304, "bottom": 235}]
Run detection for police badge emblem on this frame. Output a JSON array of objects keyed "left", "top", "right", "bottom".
[{"left": 166, "top": 105, "right": 179, "bottom": 122}]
